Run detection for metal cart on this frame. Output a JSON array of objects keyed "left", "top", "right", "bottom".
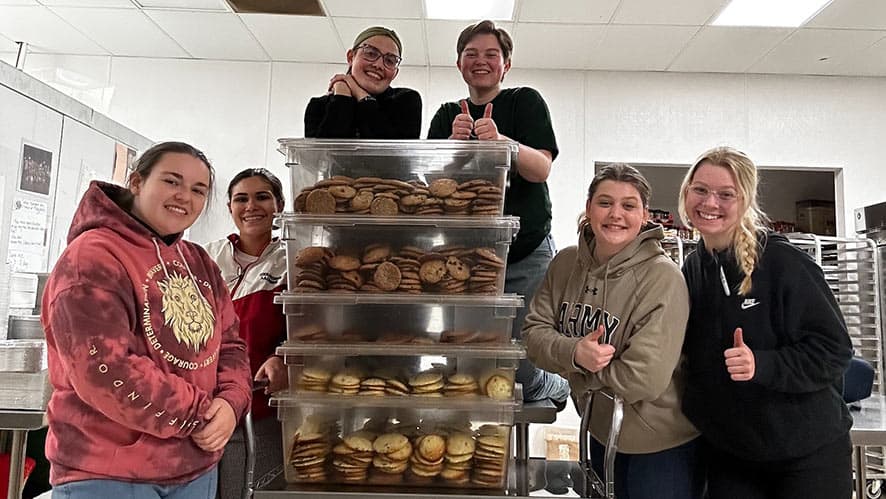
[
  {"left": 578, "top": 392, "right": 624, "bottom": 499},
  {"left": 788, "top": 233, "right": 884, "bottom": 498}
]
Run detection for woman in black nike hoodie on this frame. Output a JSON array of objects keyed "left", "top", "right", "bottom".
[{"left": 678, "top": 146, "right": 852, "bottom": 499}]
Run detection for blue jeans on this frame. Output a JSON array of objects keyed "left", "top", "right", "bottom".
[
  {"left": 52, "top": 466, "right": 218, "bottom": 499},
  {"left": 507, "top": 234, "right": 570, "bottom": 403},
  {"left": 590, "top": 438, "right": 704, "bottom": 499}
]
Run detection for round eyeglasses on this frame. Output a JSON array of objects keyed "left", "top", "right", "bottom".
[{"left": 356, "top": 44, "right": 402, "bottom": 70}]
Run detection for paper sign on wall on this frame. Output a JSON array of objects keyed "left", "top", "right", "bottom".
[{"left": 7, "top": 197, "right": 48, "bottom": 272}]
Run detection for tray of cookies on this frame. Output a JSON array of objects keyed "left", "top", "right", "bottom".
[
  {"left": 278, "top": 139, "right": 516, "bottom": 218},
  {"left": 276, "top": 293, "right": 521, "bottom": 345},
  {"left": 280, "top": 350, "right": 522, "bottom": 405},
  {"left": 278, "top": 215, "right": 519, "bottom": 296},
  {"left": 271, "top": 396, "right": 513, "bottom": 489}
]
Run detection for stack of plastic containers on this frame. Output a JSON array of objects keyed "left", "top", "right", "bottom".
[{"left": 272, "top": 139, "right": 524, "bottom": 492}]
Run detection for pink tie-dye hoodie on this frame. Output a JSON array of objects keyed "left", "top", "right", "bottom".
[{"left": 41, "top": 181, "right": 252, "bottom": 486}]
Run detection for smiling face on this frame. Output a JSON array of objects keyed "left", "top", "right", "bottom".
[
  {"left": 585, "top": 180, "right": 648, "bottom": 261},
  {"left": 129, "top": 152, "right": 210, "bottom": 236},
  {"left": 346, "top": 34, "right": 400, "bottom": 95},
  {"left": 457, "top": 33, "right": 511, "bottom": 93},
  {"left": 228, "top": 175, "right": 283, "bottom": 239},
  {"left": 684, "top": 162, "right": 742, "bottom": 250}
]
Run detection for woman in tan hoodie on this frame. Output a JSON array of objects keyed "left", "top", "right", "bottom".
[{"left": 523, "top": 163, "right": 701, "bottom": 499}]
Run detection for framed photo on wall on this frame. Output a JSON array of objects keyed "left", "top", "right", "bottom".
[
  {"left": 19, "top": 142, "right": 53, "bottom": 195},
  {"left": 112, "top": 142, "right": 137, "bottom": 184}
]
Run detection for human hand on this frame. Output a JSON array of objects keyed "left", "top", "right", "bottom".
[
  {"left": 191, "top": 398, "right": 237, "bottom": 453},
  {"left": 255, "top": 356, "right": 288, "bottom": 395},
  {"left": 329, "top": 74, "right": 369, "bottom": 100},
  {"left": 473, "top": 103, "right": 500, "bottom": 140},
  {"left": 449, "top": 99, "right": 475, "bottom": 140},
  {"left": 724, "top": 328, "right": 755, "bottom": 381},
  {"left": 573, "top": 325, "right": 616, "bottom": 373}
]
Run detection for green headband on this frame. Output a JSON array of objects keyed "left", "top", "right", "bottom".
[{"left": 352, "top": 26, "right": 402, "bottom": 56}]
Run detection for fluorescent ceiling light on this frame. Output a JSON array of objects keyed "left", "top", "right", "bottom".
[
  {"left": 712, "top": 0, "right": 833, "bottom": 27},
  {"left": 425, "top": 0, "right": 515, "bottom": 21}
]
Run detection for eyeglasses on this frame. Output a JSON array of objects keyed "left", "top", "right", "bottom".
[
  {"left": 356, "top": 44, "right": 402, "bottom": 70},
  {"left": 688, "top": 184, "right": 740, "bottom": 203}
]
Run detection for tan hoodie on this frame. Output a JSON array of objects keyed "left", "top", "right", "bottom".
[{"left": 523, "top": 223, "right": 697, "bottom": 453}]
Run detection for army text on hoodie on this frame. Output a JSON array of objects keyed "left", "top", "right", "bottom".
[{"left": 523, "top": 223, "right": 698, "bottom": 454}]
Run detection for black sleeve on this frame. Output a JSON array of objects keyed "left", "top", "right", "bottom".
[
  {"left": 304, "top": 95, "right": 356, "bottom": 138},
  {"left": 427, "top": 103, "right": 456, "bottom": 139},
  {"left": 752, "top": 244, "right": 853, "bottom": 393},
  {"left": 357, "top": 89, "right": 422, "bottom": 139},
  {"left": 513, "top": 88, "right": 559, "bottom": 160}
]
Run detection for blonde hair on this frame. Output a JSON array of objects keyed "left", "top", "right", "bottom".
[{"left": 678, "top": 147, "right": 769, "bottom": 295}]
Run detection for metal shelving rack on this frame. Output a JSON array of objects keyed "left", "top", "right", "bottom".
[
  {"left": 661, "top": 236, "right": 698, "bottom": 267},
  {"left": 787, "top": 233, "right": 884, "bottom": 497}
]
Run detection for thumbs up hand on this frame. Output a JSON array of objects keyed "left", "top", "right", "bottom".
[
  {"left": 473, "top": 103, "right": 501, "bottom": 140},
  {"left": 724, "top": 328, "right": 755, "bottom": 381},
  {"left": 449, "top": 99, "right": 475, "bottom": 140},
  {"left": 574, "top": 325, "right": 616, "bottom": 373}
]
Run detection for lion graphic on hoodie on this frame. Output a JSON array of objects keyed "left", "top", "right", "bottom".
[{"left": 158, "top": 273, "right": 215, "bottom": 352}]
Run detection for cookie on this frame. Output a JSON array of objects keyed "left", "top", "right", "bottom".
[
  {"left": 305, "top": 189, "right": 336, "bottom": 214},
  {"left": 484, "top": 374, "right": 514, "bottom": 400},
  {"left": 294, "top": 246, "right": 329, "bottom": 267},
  {"left": 373, "top": 261, "right": 402, "bottom": 291},
  {"left": 373, "top": 433, "right": 410, "bottom": 455},
  {"left": 328, "top": 184, "right": 356, "bottom": 199},
  {"left": 419, "top": 260, "right": 447, "bottom": 284},
  {"left": 362, "top": 244, "right": 391, "bottom": 264},
  {"left": 370, "top": 196, "right": 399, "bottom": 216},
  {"left": 445, "top": 256, "right": 471, "bottom": 281},
  {"left": 429, "top": 178, "right": 458, "bottom": 198},
  {"left": 329, "top": 255, "right": 361, "bottom": 272}
]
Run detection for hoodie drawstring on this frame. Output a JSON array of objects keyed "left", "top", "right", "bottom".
[{"left": 719, "top": 265, "right": 731, "bottom": 297}]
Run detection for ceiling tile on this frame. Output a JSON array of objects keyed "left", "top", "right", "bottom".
[
  {"left": 669, "top": 26, "right": 790, "bottom": 73},
  {"left": 146, "top": 10, "right": 267, "bottom": 60},
  {"left": 518, "top": 0, "right": 619, "bottom": 23},
  {"left": 39, "top": 0, "right": 135, "bottom": 6},
  {"left": 750, "top": 28, "right": 885, "bottom": 75},
  {"left": 0, "top": 5, "right": 109, "bottom": 54},
  {"left": 240, "top": 13, "right": 341, "bottom": 62},
  {"left": 831, "top": 34, "right": 886, "bottom": 76},
  {"left": 136, "top": 0, "right": 228, "bottom": 10},
  {"left": 510, "top": 23, "right": 606, "bottom": 69},
  {"left": 0, "top": 0, "right": 38, "bottom": 4},
  {"left": 49, "top": 6, "right": 187, "bottom": 56},
  {"left": 589, "top": 25, "right": 698, "bottom": 71},
  {"left": 323, "top": 0, "right": 421, "bottom": 19},
  {"left": 612, "top": 0, "right": 728, "bottom": 26},
  {"left": 426, "top": 19, "right": 514, "bottom": 66},
  {"left": 806, "top": 0, "right": 886, "bottom": 30},
  {"left": 333, "top": 18, "right": 425, "bottom": 65}
]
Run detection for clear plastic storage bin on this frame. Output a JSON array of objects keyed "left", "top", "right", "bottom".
[
  {"left": 277, "top": 293, "right": 522, "bottom": 345},
  {"left": 271, "top": 395, "right": 513, "bottom": 489},
  {"left": 279, "top": 345, "right": 523, "bottom": 403},
  {"left": 278, "top": 139, "right": 516, "bottom": 218},
  {"left": 278, "top": 215, "right": 519, "bottom": 296}
]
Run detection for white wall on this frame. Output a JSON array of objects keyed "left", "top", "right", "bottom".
[{"left": 17, "top": 54, "right": 886, "bottom": 246}]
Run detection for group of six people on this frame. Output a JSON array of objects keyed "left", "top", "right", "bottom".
[{"left": 39, "top": 19, "right": 852, "bottom": 499}]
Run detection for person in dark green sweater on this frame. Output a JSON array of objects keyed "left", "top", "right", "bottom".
[{"left": 427, "top": 20, "right": 569, "bottom": 408}]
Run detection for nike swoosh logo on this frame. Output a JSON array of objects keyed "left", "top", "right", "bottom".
[{"left": 741, "top": 302, "right": 760, "bottom": 310}]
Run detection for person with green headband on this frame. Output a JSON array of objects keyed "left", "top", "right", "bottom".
[{"left": 304, "top": 26, "right": 421, "bottom": 138}]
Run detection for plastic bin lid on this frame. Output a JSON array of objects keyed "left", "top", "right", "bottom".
[
  {"left": 277, "top": 342, "right": 526, "bottom": 359},
  {"left": 278, "top": 138, "right": 518, "bottom": 154},
  {"left": 275, "top": 292, "right": 523, "bottom": 307},
  {"left": 275, "top": 213, "right": 519, "bottom": 230}
]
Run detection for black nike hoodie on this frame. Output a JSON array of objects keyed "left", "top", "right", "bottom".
[{"left": 681, "top": 232, "right": 852, "bottom": 461}]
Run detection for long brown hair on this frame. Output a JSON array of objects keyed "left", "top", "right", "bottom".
[{"left": 678, "top": 146, "right": 769, "bottom": 295}]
